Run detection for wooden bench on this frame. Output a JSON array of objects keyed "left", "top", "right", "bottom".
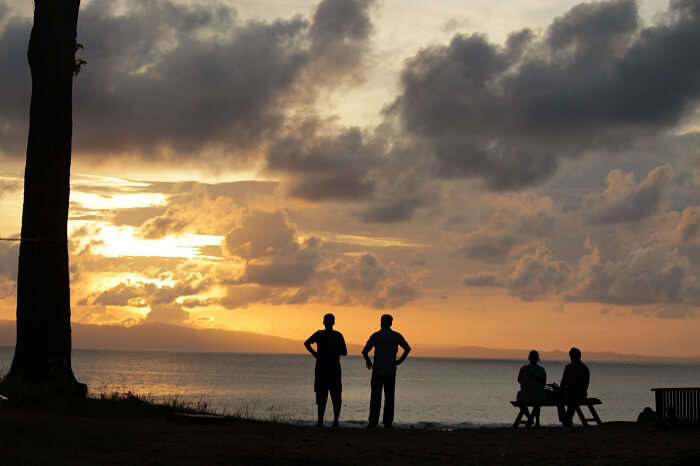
[
  {"left": 510, "top": 398, "right": 603, "bottom": 428},
  {"left": 652, "top": 387, "right": 700, "bottom": 425}
]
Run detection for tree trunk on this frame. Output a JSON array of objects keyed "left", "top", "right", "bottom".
[{"left": 0, "top": 0, "right": 86, "bottom": 397}]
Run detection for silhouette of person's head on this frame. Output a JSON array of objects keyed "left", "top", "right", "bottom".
[
  {"left": 323, "top": 313, "right": 335, "bottom": 330},
  {"left": 569, "top": 347, "right": 582, "bottom": 362},
  {"left": 380, "top": 314, "right": 393, "bottom": 329},
  {"left": 528, "top": 350, "right": 539, "bottom": 364}
]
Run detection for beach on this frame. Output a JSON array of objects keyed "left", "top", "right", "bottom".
[{"left": 1, "top": 401, "right": 699, "bottom": 466}]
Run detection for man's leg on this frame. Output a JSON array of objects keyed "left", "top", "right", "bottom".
[
  {"left": 383, "top": 375, "right": 396, "bottom": 428},
  {"left": 368, "top": 375, "right": 383, "bottom": 427},
  {"left": 330, "top": 388, "right": 342, "bottom": 427},
  {"left": 565, "top": 403, "right": 576, "bottom": 426},
  {"left": 532, "top": 405, "right": 541, "bottom": 427},
  {"left": 316, "top": 376, "right": 328, "bottom": 427},
  {"left": 557, "top": 403, "right": 569, "bottom": 426}
]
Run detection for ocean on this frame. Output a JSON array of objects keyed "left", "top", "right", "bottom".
[{"left": 2, "top": 347, "right": 699, "bottom": 428}]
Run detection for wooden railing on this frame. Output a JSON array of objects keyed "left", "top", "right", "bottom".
[{"left": 651, "top": 387, "right": 700, "bottom": 425}]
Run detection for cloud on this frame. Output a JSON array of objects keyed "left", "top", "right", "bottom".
[
  {"left": 673, "top": 206, "right": 700, "bottom": 244},
  {"left": 223, "top": 210, "right": 299, "bottom": 260},
  {"left": 0, "top": 242, "right": 19, "bottom": 281},
  {"left": 508, "top": 245, "right": 571, "bottom": 301},
  {"left": 145, "top": 303, "right": 190, "bottom": 323},
  {"left": 566, "top": 239, "right": 690, "bottom": 306},
  {"left": 458, "top": 194, "right": 557, "bottom": 261},
  {"left": 215, "top": 208, "right": 423, "bottom": 309},
  {"left": 266, "top": 125, "right": 381, "bottom": 201},
  {"left": 93, "top": 273, "right": 211, "bottom": 309},
  {"left": 0, "top": 0, "right": 377, "bottom": 161},
  {"left": 0, "top": 177, "right": 21, "bottom": 198},
  {"left": 463, "top": 272, "right": 501, "bottom": 287},
  {"left": 236, "top": 247, "right": 321, "bottom": 287},
  {"left": 139, "top": 195, "right": 241, "bottom": 239},
  {"left": 388, "top": 0, "right": 700, "bottom": 189},
  {"left": 306, "top": 0, "right": 376, "bottom": 86},
  {"left": 583, "top": 164, "right": 673, "bottom": 224}
]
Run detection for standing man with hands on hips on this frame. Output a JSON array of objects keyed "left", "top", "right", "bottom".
[
  {"left": 362, "top": 314, "right": 411, "bottom": 429},
  {"left": 304, "top": 313, "right": 348, "bottom": 427}
]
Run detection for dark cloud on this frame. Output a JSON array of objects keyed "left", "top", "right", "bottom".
[
  {"left": 389, "top": 0, "right": 700, "bottom": 189},
  {"left": 0, "top": 6, "right": 30, "bottom": 158},
  {"left": 266, "top": 126, "right": 381, "bottom": 201},
  {"left": 463, "top": 272, "right": 500, "bottom": 287},
  {"left": 307, "top": 0, "right": 376, "bottom": 85},
  {"left": 358, "top": 158, "right": 439, "bottom": 222},
  {"left": 583, "top": 164, "right": 672, "bottom": 224},
  {"left": 239, "top": 248, "right": 320, "bottom": 287},
  {"left": 0, "top": 0, "right": 377, "bottom": 160},
  {"left": 93, "top": 282, "right": 144, "bottom": 307},
  {"left": 0, "top": 242, "right": 19, "bottom": 281}
]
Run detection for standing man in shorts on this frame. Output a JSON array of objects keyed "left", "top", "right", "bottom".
[{"left": 304, "top": 313, "right": 348, "bottom": 427}]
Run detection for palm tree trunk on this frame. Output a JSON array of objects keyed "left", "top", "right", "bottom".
[{"left": 0, "top": 0, "right": 86, "bottom": 397}]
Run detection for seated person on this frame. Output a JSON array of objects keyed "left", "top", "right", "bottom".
[
  {"left": 517, "top": 350, "right": 546, "bottom": 427},
  {"left": 557, "top": 347, "right": 590, "bottom": 427}
]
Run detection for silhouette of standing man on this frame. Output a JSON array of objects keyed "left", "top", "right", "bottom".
[
  {"left": 362, "top": 314, "right": 411, "bottom": 428},
  {"left": 304, "top": 313, "right": 347, "bottom": 427}
]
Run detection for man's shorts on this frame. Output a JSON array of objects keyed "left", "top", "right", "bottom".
[{"left": 314, "top": 368, "right": 342, "bottom": 400}]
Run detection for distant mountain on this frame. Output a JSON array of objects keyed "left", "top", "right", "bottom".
[
  {"left": 0, "top": 320, "right": 361, "bottom": 354},
  {"left": 412, "top": 344, "right": 700, "bottom": 363},
  {"left": 0, "top": 320, "right": 697, "bottom": 362}
]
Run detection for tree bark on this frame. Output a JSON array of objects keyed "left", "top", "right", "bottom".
[{"left": 0, "top": 0, "right": 86, "bottom": 397}]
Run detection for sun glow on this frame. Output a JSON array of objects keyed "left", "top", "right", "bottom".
[
  {"left": 70, "top": 191, "right": 168, "bottom": 210},
  {"left": 70, "top": 222, "right": 223, "bottom": 259}
]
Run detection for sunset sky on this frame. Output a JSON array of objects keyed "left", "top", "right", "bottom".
[{"left": 1, "top": 0, "right": 700, "bottom": 357}]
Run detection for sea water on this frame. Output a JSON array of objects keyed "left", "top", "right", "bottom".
[{"left": 1, "top": 347, "right": 699, "bottom": 428}]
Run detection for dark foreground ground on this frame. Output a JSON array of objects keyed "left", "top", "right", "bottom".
[{"left": 1, "top": 397, "right": 699, "bottom": 465}]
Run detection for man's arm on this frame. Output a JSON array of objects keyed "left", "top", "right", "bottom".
[
  {"left": 395, "top": 337, "right": 411, "bottom": 366},
  {"left": 304, "top": 333, "right": 318, "bottom": 359},
  {"left": 339, "top": 334, "right": 348, "bottom": 357},
  {"left": 361, "top": 337, "right": 374, "bottom": 370},
  {"left": 560, "top": 365, "right": 570, "bottom": 389}
]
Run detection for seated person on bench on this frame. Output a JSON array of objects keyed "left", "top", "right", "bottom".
[
  {"left": 516, "top": 350, "right": 547, "bottom": 427},
  {"left": 558, "top": 347, "right": 590, "bottom": 427}
]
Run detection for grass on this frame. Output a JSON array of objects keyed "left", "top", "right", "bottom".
[{"left": 0, "top": 388, "right": 298, "bottom": 428}]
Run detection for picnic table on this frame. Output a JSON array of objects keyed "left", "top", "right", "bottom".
[{"left": 510, "top": 398, "right": 603, "bottom": 428}]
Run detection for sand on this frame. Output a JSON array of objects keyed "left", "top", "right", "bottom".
[{"left": 1, "top": 404, "right": 699, "bottom": 465}]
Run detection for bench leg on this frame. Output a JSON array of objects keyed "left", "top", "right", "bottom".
[
  {"left": 588, "top": 404, "right": 603, "bottom": 425},
  {"left": 575, "top": 405, "right": 588, "bottom": 427},
  {"left": 513, "top": 407, "right": 532, "bottom": 428}
]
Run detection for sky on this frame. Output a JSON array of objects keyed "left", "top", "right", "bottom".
[{"left": 1, "top": 0, "right": 700, "bottom": 357}]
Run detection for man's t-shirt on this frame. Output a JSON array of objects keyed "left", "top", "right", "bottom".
[
  {"left": 561, "top": 361, "right": 590, "bottom": 399},
  {"left": 307, "top": 329, "right": 347, "bottom": 373},
  {"left": 364, "top": 329, "right": 409, "bottom": 377}
]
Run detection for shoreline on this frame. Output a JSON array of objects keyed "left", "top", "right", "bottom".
[{"left": 1, "top": 396, "right": 700, "bottom": 465}]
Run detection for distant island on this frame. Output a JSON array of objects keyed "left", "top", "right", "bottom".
[{"left": 0, "top": 320, "right": 697, "bottom": 363}]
